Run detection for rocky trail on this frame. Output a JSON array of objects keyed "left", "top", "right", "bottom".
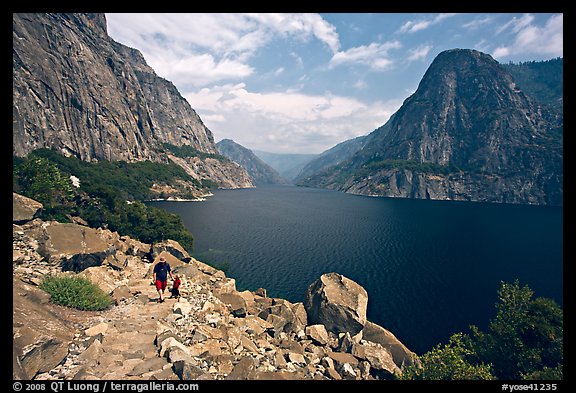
[{"left": 13, "top": 192, "right": 419, "bottom": 381}]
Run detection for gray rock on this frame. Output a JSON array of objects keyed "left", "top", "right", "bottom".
[
  {"left": 352, "top": 341, "right": 401, "bottom": 379},
  {"left": 266, "top": 314, "right": 288, "bottom": 338},
  {"left": 306, "top": 324, "right": 329, "bottom": 346},
  {"left": 152, "top": 240, "right": 191, "bottom": 262},
  {"left": 13, "top": 278, "right": 75, "bottom": 379},
  {"left": 304, "top": 273, "right": 368, "bottom": 335},
  {"left": 72, "top": 368, "right": 101, "bottom": 380},
  {"left": 362, "top": 321, "right": 419, "bottom": 368},
  {"left": 155, "top": 331, "right": 184, "bottom": 348},
  {"left": 340, "top": 363, "right": 357, "bottom": 380},
  {"left": 111, "top": 285, "right": 132, "bottom": 303},
  {"left": 129, "top": 357, "right": 169, "bottom": 376},
  {"left": 253, "top": 287, "right": 267, "bottom": 298},
  {"left": 31, "top": 221, "right": 117, "bottom": 270},
  {"left": 216, "top": 292, "right": 247, "bottom": 318},
  {"left": 13, "top": 193, "right": 42, "bottom": 223},
  {"left": 85, "top": 323, "right": 108, "bottom": 337},
  {"left": 13, "top": 347, "right": 28, "bottom": 380},
  {"left": 225, "top": 356, "right": 256, "bottom": 380},
  {"left": 172, "top": 361, "right": 205, "bottom": 380},
  {"left": 326, "top": 350, "right": 359, "bottom": 368},
  {"left": 337, "top": 332, "right": 354, "bottom": 353}
]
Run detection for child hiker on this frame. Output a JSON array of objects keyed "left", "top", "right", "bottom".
[{"left": 170, "top": 274, "right": 181, "bottom": 299}]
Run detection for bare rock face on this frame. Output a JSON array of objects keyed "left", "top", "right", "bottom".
[
  {"left": 304, "top": 273, "right": 368, "bottom": 335},
  {"left": 13, "top": 13, "right": 253, "bottom": 191},
  {"left": 13, "top": 278, "right": 77, "bottom": 379},
  {"left": 13, "top": 193, "right": 43, "bottom": 223},
  {"left": 299, "top": 49, "right": 562, "bottom": 205}
]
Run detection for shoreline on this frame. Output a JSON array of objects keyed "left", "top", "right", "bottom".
[{"left": 147, "top": 192, "right": 214, "bottom": 202}]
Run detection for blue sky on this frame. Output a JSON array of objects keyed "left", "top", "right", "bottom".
[{"left": 106, "top": 13, "right": 563, "bottom": 154}]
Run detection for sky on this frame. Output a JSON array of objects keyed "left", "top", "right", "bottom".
[{"left": 106, "top": 13, "right": 563, "bottom": 154}]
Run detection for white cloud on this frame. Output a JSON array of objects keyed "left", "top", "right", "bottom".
[
  {"left": 462, "top": 16, "right": 493, "bottom": 30},
  {"left": 399, "top": 13, "right": 458, "bottom": 34},
  {"left": 492, "top": 13, "right": 563, "bottom": 59},
  {"left": 406, "top": 44, "right": 432, "bottom": 62},
  {"left": 184, "top": 84, "right": 403, "bottom": 154},
  {"left": 106, "top": 13, "right": 340, "bottom": 87},
  {"left": 145, "top": 53, "right": 254, "bottom": 87},
  {"left": 246, "top": 13, "right": 340, "bottom": 53},
  {"left": 329, "top": 41, "right": 402, "bottom": 70},
  {"left": 495, "top": 13, "right": 535, "bottom": 35}
]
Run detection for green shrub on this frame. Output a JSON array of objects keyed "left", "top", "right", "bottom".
[
  {"left": 401, "top": 333, "right": 495, "bottom": 380},
  {"left": 40, "top": 275, "right": 114, "bottom": 311},
  {"left": 14, "top": 155, "right": 75, "bottom": 208},
  {"left": 13, "top": 150, "right": 196, "bottom": 254},
  {"left": 403, "top": 281, "right": 563, "bottom": 380},
  {"left": 470, "top": 280, "right": 563, "bottom": 380}
]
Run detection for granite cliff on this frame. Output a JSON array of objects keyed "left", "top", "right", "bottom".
[
  {"left": 13, "top": 193, "right": 418, "bottom": 380},
  {"left": 13, "top": 13, "right": 253, "bottom": 195},
  {"left": 299, "top": 49, "right": 563, "bottom": 205},
  {"left": 216, "top": 139, "right": 288, "bottom": 185}
]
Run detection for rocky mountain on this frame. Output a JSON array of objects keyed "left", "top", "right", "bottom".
[
  {"left": 253, "top": 150, "right": 318, "bottom": 182},
  {"left": 294, "top": 134, "right": 372, "bottom": 184},
  {"left": 13, "top": 13, "right": 253, "bottom": 195},
  {"left": 216, "top": 139, "right": 288, "bottom": 185},
  {"left": 13, "top": 192, "right": 417, "bottom": 380},
  {"left": 299, "top": 49, "right": 563, "bottom": 206}
]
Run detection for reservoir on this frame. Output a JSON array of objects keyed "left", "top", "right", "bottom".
[{"left": 148, "top": 185, "right": 563, "bottom": 354}]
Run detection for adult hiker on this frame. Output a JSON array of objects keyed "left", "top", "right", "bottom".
[{"left": 153, "top": 256, "right": 174, "bottom": 303}]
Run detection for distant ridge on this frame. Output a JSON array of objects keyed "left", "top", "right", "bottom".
[
  {"left": 253, "top": 150, "right": 318, "bottom": 183},
  {"left": 217, "top": 139, "right": 288, "bottom": 185}
]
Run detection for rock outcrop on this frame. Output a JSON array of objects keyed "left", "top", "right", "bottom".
[
  {"left": 13, "top": 13, "right": 253, "bottom": 195},
  {"left": 299, "top": 49, "right": 563, "bottom": 206},
  {"left": 13, "top": 193, "right": 417, "bottom": 380}
]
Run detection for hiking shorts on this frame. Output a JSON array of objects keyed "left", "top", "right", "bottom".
[{"left": 155, "top": 280, "right": 167, "bottom": 291}]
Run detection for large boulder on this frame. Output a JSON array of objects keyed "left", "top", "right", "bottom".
[
  {"left": 13, "top": 278, "right": 77, "bottom": 379},
  {"left": 216, "top": 292, "right": 247, "bottom": 318},
  {"left": 29, "top": 221, "right": 118, "bottom": 270},
  {"left": 362, "top": 321, "right": 419, "bottom": 369},
  {"left": 13, "top": 193, "right": 43, "bottom": 223},
  {"left": 151, "top": 240, "right": 191, "bottom": 262},
  {"left": 304, "top": 273, "right": 368, "bottom": 335}
]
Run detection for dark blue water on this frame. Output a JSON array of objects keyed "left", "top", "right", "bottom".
[{"left": 148, "top": 185, "right": 563, "bottom": 354}]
